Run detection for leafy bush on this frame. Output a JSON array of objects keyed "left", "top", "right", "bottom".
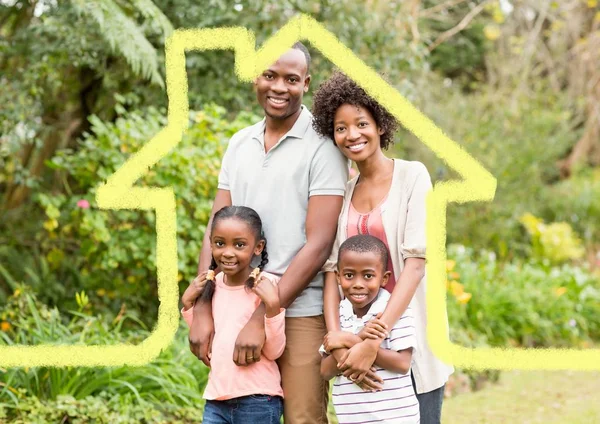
[
  {"left": 1, "top": 104, "right": 260, "bottom": 321},
  {"left": 446, "top": 244, "right": 600, "bottom": 348},
  {"left": 539, "top": 167, "right": 600, "bottom": 248},
  {"left": 0, "top": 286, "right": 208, "bottom": 412},
  {"left": 520, "top": 213, "right": 585, "bottom": 264},
  {"left": 395, "top": 76, "right": 578, "bottom": 259},
  {"left": 0, "top": 394, "right": 205, "bottom": 424}
]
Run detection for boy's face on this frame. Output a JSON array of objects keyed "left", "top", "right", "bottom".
[{"left": 336, "top": 250, "right": 390, "bottom": 318}]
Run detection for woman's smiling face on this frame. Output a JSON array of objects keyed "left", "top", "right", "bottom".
[{"left": 333, "top": 104, "right": 384, "bottom": 162}]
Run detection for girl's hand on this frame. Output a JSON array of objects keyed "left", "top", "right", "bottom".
[
  {"left": 181, "top": 271, "right": 209, "bottom": 310},
  {"left": 358, "top": 313, "right": 388, "bottom": 340},
  {"left": 252, "top": 275, "right": 280, "bottom": 318}
]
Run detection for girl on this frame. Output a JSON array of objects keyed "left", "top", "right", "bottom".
[
  {"left": 311, "top": 71, "right": 454, "bottom": 424},
  {"left": 181, "top": 205, "right": 285, "bottom": 424}
]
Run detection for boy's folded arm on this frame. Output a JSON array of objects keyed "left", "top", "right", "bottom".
[
  {"left": 374, "top": 348, "right": 412, "bottom": 375},
  {"left": 320, "top": 354, "right": 341, "bottom": 381},
  {"left": 262, "top": 308, "right": 286, "bottom": 360}
]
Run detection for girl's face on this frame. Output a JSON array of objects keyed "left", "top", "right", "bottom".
[
  {"left": 333, "top": 104, "right": 384, "bottom": 162},
  {"left": 210, "top": 218, "right": 264, "bottom": 280}
]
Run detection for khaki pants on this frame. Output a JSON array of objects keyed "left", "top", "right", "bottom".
[{"left": 277, "top": 315, "right": 329, "bottom": 424}]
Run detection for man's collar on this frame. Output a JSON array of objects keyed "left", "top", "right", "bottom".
[{"left": 251, "top": 105, "right": 311, "bottom": 141}]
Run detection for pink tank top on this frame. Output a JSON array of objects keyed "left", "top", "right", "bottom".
[{"left": 347, "top": 196, "right": 397, "bottom": 293}]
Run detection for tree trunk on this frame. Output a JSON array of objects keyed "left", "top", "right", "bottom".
[
  {"left": 558, "top": 13, "right": 600, "bottom": 178},
  {"left": 3, "top": 66, "right": 104, "bottom": 210},
  {"left": 3, "top": 115, "right": 82, "bottom": 210}
]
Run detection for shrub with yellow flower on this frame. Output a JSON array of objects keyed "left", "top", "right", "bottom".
[{"left": 520, "top": 213, "right": 585, "bottom": 263}]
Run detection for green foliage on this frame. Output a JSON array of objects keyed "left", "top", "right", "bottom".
[
  {"left": 520, "top": 213, "right": 585, "bottom": 264},
  {"left": 539, "top": 168, "right": 600, "bottom": 247},
  {"left": 156, "top": 0, "right": 430, "bottom": 114},
  {"left": 0, "top": 394, "right": 205, "bottom": 424},
  {"left": 446, "top": 244, "right": 600, "bottom": 349},
  {"left": 398, "top": 76, "right": 577, "bottom": 259},
  {"left": 1, "top": 105, "right": 260, "bottom": 319},
  {"left": 0, "top": 286, "right": 208, "bottom": 411},
  {"left": 69, "top": 0, "right": 173, "bottom": 86}
]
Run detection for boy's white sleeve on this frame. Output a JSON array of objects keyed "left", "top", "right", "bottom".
[
  {"left": 388, "top": 306, "right": 417, "bottom": 353},
  {"left": 318, "top": 344, "right": 329, "bottom": 357}
]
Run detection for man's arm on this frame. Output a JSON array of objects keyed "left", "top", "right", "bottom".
[
  {"left": 323, "top": 271, "right": 342, "bottom": 332},
  {"left": 278, "top": 195, "right": 343, "bottom": 308},
  {"left": 235, "top": 195, "right": 343, "bottom": 366},
  {"left": 188, "top": 189, "right": 232, "bottom": 365}
]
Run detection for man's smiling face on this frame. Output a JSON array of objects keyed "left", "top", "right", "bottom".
[{"left": 255, "top": 48, "right": 310, "bottom": 121}]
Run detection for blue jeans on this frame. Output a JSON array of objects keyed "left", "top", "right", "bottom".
[
  {"left": 412, "top": 373, "right": 445, "bottom": 424},
  {"left": 203, "top": 395, "right": 283, "bottom": 424}
]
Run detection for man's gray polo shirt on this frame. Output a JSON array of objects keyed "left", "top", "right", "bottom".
[{"left": 217, "top": 105, "right": 349, "bottom": 317}]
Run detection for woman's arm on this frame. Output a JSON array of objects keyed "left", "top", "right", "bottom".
[
  {"left": 377, "top": 258, "right": 425, "bottom": 332},
  {"left": 324, "top": 271, "right": 342, "bottom": 332},
  {"left": 378, "top": 164, "right": 431, "bottom": 329}
]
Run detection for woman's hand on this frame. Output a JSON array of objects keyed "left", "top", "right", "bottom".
[
  {"left": 181, "top": 271, "right": 209, "bottom": 310},
  {"left": 358, "top": 312, "right": 389, "bottom": 340},
  {"left": 324, "top": 331, "right": 359, "bottom": 352}
]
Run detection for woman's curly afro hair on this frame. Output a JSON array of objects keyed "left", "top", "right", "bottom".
[{"left": 312, "top": 71, "right": 399, "bottom": 150}]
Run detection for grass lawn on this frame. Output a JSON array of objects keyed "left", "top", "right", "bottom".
[
  {"left": 328, "top": 370, "right": 600, "bottom": 423},
  {"left": 442, "top": 370, "right": 600, "bottom": 423}
]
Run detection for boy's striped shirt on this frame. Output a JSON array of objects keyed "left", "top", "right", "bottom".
[{"left": 322, "top": 289, "right": 419, "bottom": 424}]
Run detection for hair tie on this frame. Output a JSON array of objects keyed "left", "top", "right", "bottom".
[
  {"left": 249, "top": 267, "right": 260, "bottom": 283},
  {"left": 206, "top": 269, "right": 215, "bottom": 281}
]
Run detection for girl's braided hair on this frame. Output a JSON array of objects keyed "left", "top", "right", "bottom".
[{"left": 200, "top": 206, "right": 268, "bottom": 302}]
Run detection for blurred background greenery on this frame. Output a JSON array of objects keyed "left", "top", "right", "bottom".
[{"left": 1, "top": 0, "right": 599, "bottom": 422}]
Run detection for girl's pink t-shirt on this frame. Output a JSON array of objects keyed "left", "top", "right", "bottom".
[
  {"left": 347, "top": 197, "right": 397, "bottom": 293},
  {"left": 182, "top": 271, "right": 285, "bottom": 400}
]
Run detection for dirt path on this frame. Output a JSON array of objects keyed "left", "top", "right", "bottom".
[{"left": 442, "top": 370, "right": 600, "bottom": 423}]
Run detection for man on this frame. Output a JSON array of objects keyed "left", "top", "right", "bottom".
[{"left": 187, "top": 42, "right": 348, "bottom": 423}]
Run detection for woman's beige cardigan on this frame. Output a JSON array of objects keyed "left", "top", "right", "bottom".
[{"left": 323, "top": 158, "right": 454, "bottom": 393}]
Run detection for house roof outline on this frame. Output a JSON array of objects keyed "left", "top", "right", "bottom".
[{"left": 4, "top": 14, "right": 597, "bottom": 371}]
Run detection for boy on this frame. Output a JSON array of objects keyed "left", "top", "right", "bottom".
[{"left": 320, "top": 235, "right": 420, "bottom": 424}]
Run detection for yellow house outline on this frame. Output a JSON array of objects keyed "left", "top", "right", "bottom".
[{"left": 2, "top": 14, "right": 598, "bottom": 369}]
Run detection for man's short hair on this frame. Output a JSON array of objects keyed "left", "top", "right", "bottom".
[
  {"left": 338, "top": 235, "right": 389, "bottom": 270},
  {"left": 292, "top": 41, "right": 311, "bottom": 73}
]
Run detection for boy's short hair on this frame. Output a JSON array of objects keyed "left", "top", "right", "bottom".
[{"left": 337, "top": 235, "right": 389, "bottom": 270}]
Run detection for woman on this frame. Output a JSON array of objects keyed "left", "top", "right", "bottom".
[{"left": 312, "top": 71, "right": 454, "bottom": 424}]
